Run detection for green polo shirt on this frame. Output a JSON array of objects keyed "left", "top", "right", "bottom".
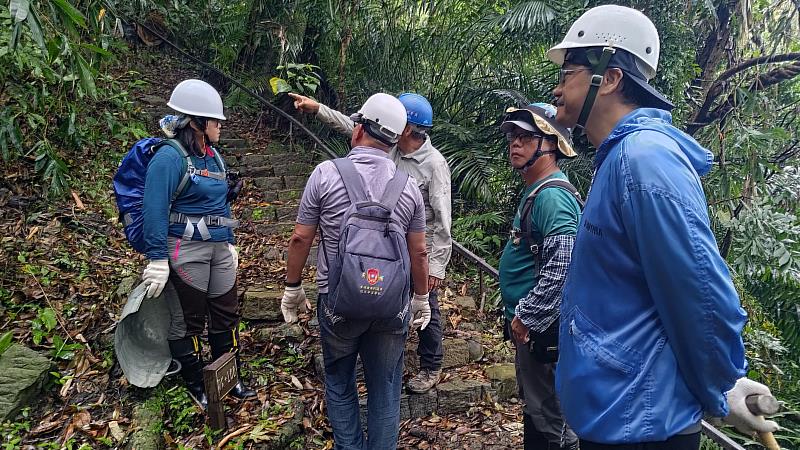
[{"left": 498, "top": 171, "right": 581, "bottom": 321}]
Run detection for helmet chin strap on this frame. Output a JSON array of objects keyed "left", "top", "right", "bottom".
[
  {"left": 574, "top": 46, "right": 616, "bottom": 132},
  {"left": 516, "top": 138, "right": 556, "bottom": 174}
]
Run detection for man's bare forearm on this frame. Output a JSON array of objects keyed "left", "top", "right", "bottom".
[
  {"left": 407, "top": 231, "right": 429, "bottom": 295},
  {"left": 285, "top": 224, "right": 316, "bottom": 283}
]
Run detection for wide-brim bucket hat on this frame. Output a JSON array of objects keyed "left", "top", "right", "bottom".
[
  {"left": 115, "top": 282, "right": 180, "bottom": 388},
  {"left": 501, "top": 104, "right": 577, "bottom": 158}
]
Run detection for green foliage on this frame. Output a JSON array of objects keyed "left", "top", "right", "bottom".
[
  {"left": 31, "top": 306, "right": 57, "bottom": 345},
  {"left": 0, "top": 331, "right": 12, "bottom": 355},
  {"left": 50, "top": 334, "right": 82, "bottom": 360},
  {"left": 1, "top": 0, "right": 147, "bottom": 197},
  {"left": 452, "top": 212, "right": 505, "bottom": 264},
  {"left": 145, "top": 384, "right": 200, "bottom": 437},
  {"left": 0, "top": 410, "right": 31, "bottom": 450},
  {"left": 270, "top": 63, "right": 321, "bottom": 96}
]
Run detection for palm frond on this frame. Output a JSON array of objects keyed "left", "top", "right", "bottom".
[
  {"left": 488, "top": 89, "right": 531, "bottom": 107},
  {"left": 487, "top": 1, "right": 561, "bottom": 34}
]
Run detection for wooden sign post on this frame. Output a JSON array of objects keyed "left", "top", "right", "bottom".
[{"left": 202, "top": 352, "right": 239, "bottom": 431}]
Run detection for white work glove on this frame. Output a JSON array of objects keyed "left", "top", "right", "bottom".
[
  {"left": 280, "top": 285, "right": 308, "bottom": 323},
  {"left": 411, "top": 293, "right": 431, "bottom": 331},
  {"left": 723, "top": 377, "right": 780, "bottom": 434},
  {"left": 228, "top": 243, "right": 238, "bottom": 271},
  {"left": 142, "top": 259, "right": 169, "bottom": 299}
]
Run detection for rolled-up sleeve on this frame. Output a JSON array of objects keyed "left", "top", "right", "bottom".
[
  {"left": 427, "top": 160, "right": 452, "bottom": 278},
  {"left": 515, "top": 235, "right": 574, "bottom": 332},
  {"left": 296, "top": 165, "right": 324, "bottom": 225},
  {"left": 316, "top": 104, "right": 355, "bottom": 136}
]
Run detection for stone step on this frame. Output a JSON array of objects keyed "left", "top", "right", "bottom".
[
  {"left": 220, "top": 147, "right": 253, "bottom": 157},
  {"left": 275, "top": 205, "right": 299, "bottom": 221},
  {"left": 268, "top": 153, "right": 301, "bottom": 166},
  {"left": 311, "top": 335, "right": 485, "bottom": 385},
  {"left": 262, "top": 189, "right": 303, "bottom": 203},
  {"left": 242, "top": 204, "right": 298, "bottom": 222},
  {"left": 280, "top": 246, "right": 317, "bottom": 264},
  {"left": 252, "top": 176, "right": 285, "bottom": 190},
  {"left": 140, "top": 94, "right": 166, "bottom": 106},
  {"left": 220, "top": 138, "right": 247, "bottom": 148},
  {"left": 241, "top": 285, "right": 319, "bottom": 321},
  {"left": 252, "top": 222, "right": 296, "bottom": 237},
  {"left": 404, "top": 337, "right": 484, "bottom": 374},
  {"left": 240, "top": 154, "right": 272, "bottom": 166},
  {"left": 264, "top": 142, "right": 289, "bottom": 155},
  {"left": 253, "top": 323, "right": 305, "bottom": 343},
  {"left": 249, "top": 175, "right": 309, "bottom": 191},
  {"left": 484, "top": 363, "right": 516, "bottom": 401},
  {"left": 453, "top": 295, "right": 477, "bottom": 310},
  {"left": 283, "top": 175, "right": 307, "bottom": 190},
  {"left": 272, "top": 162, "right": 313, "bottom": 177},
  {"left": 239, "top": 165, "right": 273, "bottom": 178},
  {"left": 357, "top": 378, "right": 492, "bottom": 424},
  {"left": 144, "top": 106, "right": 173, "bottom": 118}
]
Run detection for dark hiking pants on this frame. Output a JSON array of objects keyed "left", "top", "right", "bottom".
[{"left": 165, "top": 236, "right": 238, "bottom": 339}]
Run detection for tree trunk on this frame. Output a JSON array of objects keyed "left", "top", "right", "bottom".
[{"left": 336, "top": 0, "right": 359, "bottom": 110}]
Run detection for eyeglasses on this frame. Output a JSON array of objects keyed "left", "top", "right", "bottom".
[
  {"left": 558, "top": 68, "right": 592, "bottom": 85},
  {"left": 505, "top": 132, "right": 544, "bottom": 144}
]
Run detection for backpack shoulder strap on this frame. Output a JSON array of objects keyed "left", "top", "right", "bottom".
[
  {"left": 209, "top": 145, "right": 226, "bottom": 173},
  {"left": 332, "top": 157, "right": 368, "bottom": 205},
  {"left": 379, "top": 169, "right": 410, "bottom": 212},
  {"left": 520, "top": 178, "right": 584, "bottom": 254},
  {"left": 158, "top": 138, "right": 194, "bottom": 203}
]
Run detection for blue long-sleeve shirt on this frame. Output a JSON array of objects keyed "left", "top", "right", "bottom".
[
  {"left": 143, "top": 143, "right": 233, "bottom": 260},
  {"left": 556, "top": 108, "right": 747, "bottom": 443}
]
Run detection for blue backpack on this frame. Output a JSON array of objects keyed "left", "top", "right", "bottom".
[
  {"left": 112, "top": 137, "right": 226, "bottom": 253},
  {"left": 323, "top": 158, "right": 412, "bottom": 321}
]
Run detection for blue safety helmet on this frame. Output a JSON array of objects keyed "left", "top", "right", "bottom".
[{"left": 397, "top": 93, "right": 433, "bottom": 128}]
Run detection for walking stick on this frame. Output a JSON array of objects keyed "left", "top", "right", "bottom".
[{"left": 746, "top": 394, "right": 780, "bottom": 450}]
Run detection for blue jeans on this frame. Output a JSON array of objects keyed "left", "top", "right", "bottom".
[
  {"left": 416, "top": 289, "right": 443, "bottom": 370},
  {"left": 318, "top": 294, "right": 408, "bottom": 450}
]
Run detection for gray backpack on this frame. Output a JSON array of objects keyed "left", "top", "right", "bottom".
[{"left": 323, "top": 157, "right": 411, "bottom": 321}]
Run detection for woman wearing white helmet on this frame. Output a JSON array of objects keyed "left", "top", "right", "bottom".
[
  {"left": 547, "top": 5, "right": 777, "bottom": 449},
  {"left": 141, "top": 79, "right": 255, "bottom": 409}
]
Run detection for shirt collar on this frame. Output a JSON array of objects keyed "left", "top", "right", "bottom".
[
  {"left": 397, "top": 136, "right": 433, "bottom": 162},
  {"left": 348, "top": 146, "right": 390, "bottom": 158}
]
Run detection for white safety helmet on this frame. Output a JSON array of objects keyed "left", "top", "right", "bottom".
[
  {"left": 547, "top": 5, "right": 660, "bottom": 80},
  {"left": 167, "top": 79, "right": 226, "bottom": 120},
  {"left": 349, "top": 93, "right": 407, "bottom": 144}
]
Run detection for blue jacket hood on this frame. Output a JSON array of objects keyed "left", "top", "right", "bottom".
[{"left": 595, "top": 108, "right": 713, "bottom": 176}]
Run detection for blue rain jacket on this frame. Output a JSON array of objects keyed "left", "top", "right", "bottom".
[{"left": 556, "top": 108, "right": 747, "bottom": 443}]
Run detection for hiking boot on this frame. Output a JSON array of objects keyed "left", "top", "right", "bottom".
[
  {"left": 407, "top": 368, "right": 441, "bottom": 393},
  {"left": 209, "top": 329, "right": 257, "bottom": 400},
  {"left": 169, "top": 336, "right": 208, "bottom": 410}
]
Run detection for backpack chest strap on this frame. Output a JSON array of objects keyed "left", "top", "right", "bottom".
[{"left": 188, "top": 167, "right": 226, "bottom": 181}]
